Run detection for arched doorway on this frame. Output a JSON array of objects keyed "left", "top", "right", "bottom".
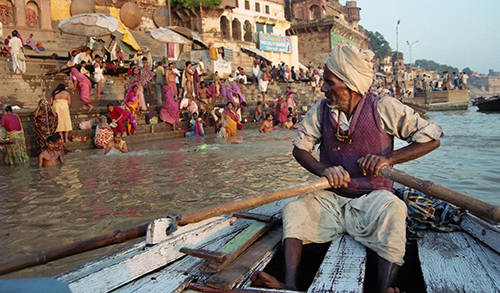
[
  {"left": 243, "top": 20, "right": 252, "bottom": 42},
  {"left": 220, "top": 16, "right": 230, "bottom": 39},
  {"left": 232, "top": 18, "right": 241, "bottom": 41},
  {"left": 0, "top": 0, "right": 14, "bottom": 26},
  {"left": 309, "top": 5, "right": 321, "bottom": 20},
  {"left": 26, "top": 1, "right": 40, "bottom": 28}
]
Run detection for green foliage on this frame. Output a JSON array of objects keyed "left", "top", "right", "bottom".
[
  {"left": 366, "top": 30, "right": 392, "bottom": 60},
  {"left": 414, "top": 59, "right": 459, "bottom": 74},
  {"left": 462, "top": 67, "right": 473, "bottom": 75},
  {"left": 169, "top": 0, "right": 222, "bottom": 9}
]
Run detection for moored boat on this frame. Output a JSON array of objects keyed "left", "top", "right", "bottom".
[
  {"left": 471, "top": 95, "right": 500, "bottom": 111},
  {"left": 1, "top": 169, "right": 500, "bottom": 292},
  {"left": 404, "top": 90, "right": 470, "bottom": 111}
]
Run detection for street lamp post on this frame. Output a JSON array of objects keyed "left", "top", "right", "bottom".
[
  {"left": 406, "top": 39, "right": 419, "bottom": 67},
  {"left": 396, "top": 20, "right": 400, "bottom": 57}
]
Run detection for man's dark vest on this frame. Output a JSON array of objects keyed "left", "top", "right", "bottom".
[{"left": 319, "top": 93, "right": 394, "bottom": 198}]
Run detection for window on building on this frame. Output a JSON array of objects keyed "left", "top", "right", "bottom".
[
  {"left": 256, "top": 23, "right": 265, "bottom": 33},
  {"left": 244, "top": 0, "right": 249, "bottom": 10},
  {"left": 265, "top": 5, "right": 270, "bottom": 14},
  {"left": 235, "top": 0, "right": 238, "bottom": 7},
  {"left": 266, "top": 24, "right": 274, "bottom": 33},
  {"left": 255, "top": 3, "right": 260, "bottom": 12}
]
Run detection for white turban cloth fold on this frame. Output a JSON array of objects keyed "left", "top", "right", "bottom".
[{"left": 325, "top": 43, "right": 375, "bottom": 95}]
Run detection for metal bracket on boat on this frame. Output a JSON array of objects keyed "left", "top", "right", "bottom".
[{"left": 146, "top": 215, "right": 180, "bottom": 245}]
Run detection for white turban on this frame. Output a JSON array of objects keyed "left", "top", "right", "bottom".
[{"left": 324, "top": 43, "right": 375, "bottom": 95}]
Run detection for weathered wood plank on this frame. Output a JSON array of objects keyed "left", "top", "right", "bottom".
[
  {"left": 56, "top": 216, "right": 251, "bottom": 293},
  {"left": 460, "top": 212, "right": 500, "bottom": 254},
  {"left": 206, "top": 228, "right": 283, "bottom": 290},
  {"left": 307, "top": 235, "right": 366, "bottom": 293},
  {"left": 201, "top": 220, "right": 277, "bottom": 273},
  {"left": 418, "top": 230, "right": 500, "bottom": 292}
]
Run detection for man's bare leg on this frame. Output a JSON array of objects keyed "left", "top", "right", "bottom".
[
  {"left": 377, "top": 255, "right": 400, "bottom": 293},
  {"left": 251, "top": 238, "right": 302, "bottom": 290}
]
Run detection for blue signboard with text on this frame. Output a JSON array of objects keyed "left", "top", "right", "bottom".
[{"left": 259, "top": 33, "right": 292, "bottom": 54}]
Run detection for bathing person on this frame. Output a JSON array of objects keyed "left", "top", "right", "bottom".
[
  {"left": 259, "top": 113, "right": 278, "bottom": 133},
  {"left": 105, "top": 132, "right": 128, "bottom": 155},
  {"left": 38, "top": 135, "right": 63, "bottom": 167}
]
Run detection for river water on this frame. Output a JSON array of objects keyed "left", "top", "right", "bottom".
[{"left": 1, "top": 105, "right": 499, "bottom": 279}]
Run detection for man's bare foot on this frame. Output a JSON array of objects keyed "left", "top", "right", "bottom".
[
  {"left": 80, "top": 106, "right": 87, "bottom": 111},
  {"left": 87, "top": 105, "right": 94, "bottom": 112},
  {"left": 383, "top": 287, "right": 404, "bottom": 293},
  {"left": 251, "top": 272, "right": 286, "bottom": 289}
]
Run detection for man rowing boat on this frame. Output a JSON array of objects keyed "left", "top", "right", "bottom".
[{"left": 252, "top": 43, "right": 443, "bottom": 292}]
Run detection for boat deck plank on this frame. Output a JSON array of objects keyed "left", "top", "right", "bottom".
[
  {"left": 57, "top": 216, "right": 252, "bottom": 293},
  {"left": 307, "top": 235, "right": 366, "bottom": 293},
  {"left": 206, "top": 227, "right": 283, "bottom": 290},
  {"left": 418, "top": 230, "right": 500, "bottom": 292}
]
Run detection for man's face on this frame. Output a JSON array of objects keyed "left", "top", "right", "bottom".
[
  {"left": 47, "top": 142, "right": 56, "bottom": 151},
  {"left": 107, "top": 106, "right": 114, "bottom": 112},
  {"left": 169, "top": 64, "right": 174, "bottom": 70},
  {"left": 321, "top": 67, "right": 352, "bottom": 113},
  {"left": 267, "top": 115, "right": 273, "bottom": 121}
]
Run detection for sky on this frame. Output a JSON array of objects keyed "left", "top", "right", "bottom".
[{"left": 355, "top": 0, "right": 500, "bottom": 74}]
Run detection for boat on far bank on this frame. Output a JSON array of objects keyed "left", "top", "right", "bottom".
[
  {"left": 471, "top": 95, "right": 500, "bottom": 111},
  {"left": 403, "top": 89, "right": 470, "bottom": 112}
]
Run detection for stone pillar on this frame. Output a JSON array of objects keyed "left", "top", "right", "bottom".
[
  {"left": 39, "top": 0, "right": 52, "bottom": 30},
  {"left": 14, "top": 0, "right": 26, "bottom": 28}
]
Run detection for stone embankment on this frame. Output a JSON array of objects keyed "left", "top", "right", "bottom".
[{"left": 1, "top": 57, "right": 324, "bottom": 157}]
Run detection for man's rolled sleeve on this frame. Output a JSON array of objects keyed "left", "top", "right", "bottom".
[
  {"left": 292, "top": 101, "right": 323, "bottom": 152},
  {"left": 378, "top": 96, "right": 443, "bottom": 143}
]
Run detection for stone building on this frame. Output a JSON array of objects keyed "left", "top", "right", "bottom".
[
  {"left": 0, "top": 0, "right": 52, "bottom": 31},
  {"left": 171, "top": 0, "right": 299, "bottom": 72},
  {"left": 470, "top": 70, "right": 500, "bottom": 94},
  {"left": 285, "top": 0, "right": 368, "bottom": 66}
]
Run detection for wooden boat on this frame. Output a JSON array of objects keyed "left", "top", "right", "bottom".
[
  {"left": 404, "top": 90, "right": 470, "bottom": 111},
  {"left": 471, "top": 95, "right": 500, "bottom": 111},
  {"left": 2, "top": 169, "right": 500, "bottom": 292}
]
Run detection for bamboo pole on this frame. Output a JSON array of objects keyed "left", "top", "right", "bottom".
[
  {"left": 0, "top": 177, "right": 331, "bottom": 276},
  {"left": 379, "top": 166, "right": 500, "bottom": 223}
]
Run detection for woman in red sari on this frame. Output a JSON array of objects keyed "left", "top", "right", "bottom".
[
  {"left": 160, "top": 83, "right": 180, "bottom": 131},
  {"left": 274, "top": 96, "right": 289, "bottom": 127},
  {"left": 70, "top": 67, "right": 94, "bottom": 112}
]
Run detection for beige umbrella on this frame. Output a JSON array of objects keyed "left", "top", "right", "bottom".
[
  {"left": 241, "top": 47, "right": 272, "bottom": 63},
  {"left": 167, "top": 26, "right": 208, "bottom": 48},
  {"left": 146, "top": 27, "right": 192, "bottom": 45},
  {"left": 58, "top": 13, "right": 119, "bottom": 37}
]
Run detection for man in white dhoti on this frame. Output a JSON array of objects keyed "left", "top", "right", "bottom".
[
  {"left": 252, "top": 43, "right": 443, "bottom": 293},
  {"left": 9, "top": 30, "right": 25, "bottom": 75}
]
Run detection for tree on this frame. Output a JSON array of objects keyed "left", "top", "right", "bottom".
[
  {"left": 414, "top": 59, "right": 459, "bottom": 74},
  {"left": 366, "top": 30, "right": 392, "bottom": 61},
  {"left": 171, "top": 0, "right": 221, "bottom": 9},
  {"left": 462, "top": 67, "right": 473, "bottom": 75}
]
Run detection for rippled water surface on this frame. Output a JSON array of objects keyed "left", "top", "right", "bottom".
[{"left": 1, "top": 106, "right": 499, "bottom": 278}]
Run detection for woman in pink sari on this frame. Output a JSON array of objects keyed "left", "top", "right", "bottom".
[
  {"left": 160, "top": 84, "right": 180, "bottom": 131},
  {"left": 70, "top": 67, "right": 93, "bottom": 112}
]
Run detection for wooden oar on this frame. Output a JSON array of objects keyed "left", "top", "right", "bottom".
[
  {"left": 379, "top": 166, "right": 500, "bottom": 223},
  {"left": 0, "top": 177, "right": 331, "bottom": 276}
]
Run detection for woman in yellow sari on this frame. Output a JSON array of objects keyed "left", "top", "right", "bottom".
[
  {"left": 222, "top": 101, "right": 240, "bottom": 136},
  {"left": 1, "top": 105, "right": 29, "bottom": 165},
  {"left": 123, "top": 85, "right": 139, "bottom": 135}
]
